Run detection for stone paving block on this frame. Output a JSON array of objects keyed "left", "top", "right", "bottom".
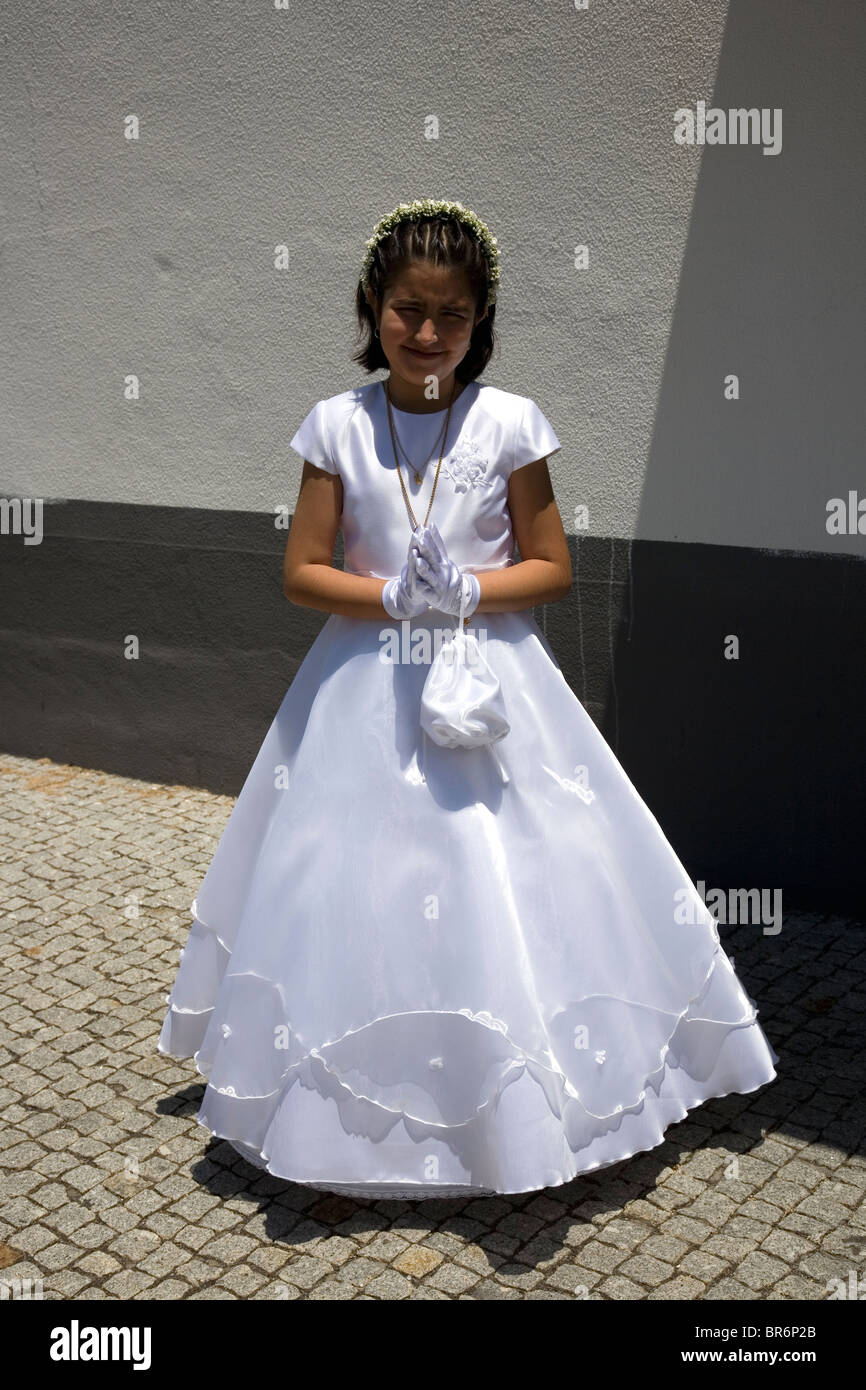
[
  {"left": 546, "top": 1263, "right": 602, "bottom": 1295},
  {"left": 0, "top": 1196, "right": 47, "bottom": 1228},
  {"left": 573, "top": 1239, "right": 626, "bottom": 1275},
  {"left": 595, "top": 1215, "right": 655, "bottom": 1250},
  {"left": 425, "top": 1228, "right": 473, "bottom": 1258},
  {"left": 362, "top": 1231, "right": 411, "bottom": 1263},
  {"left": 423, "top": 1261, "right": 481, "bottom": 1294},
  {"left": 108, "top": 1229, "right": 161, "bottom": 1260},
  {"left": 149, "top": 1278, "right": 195, "bottom": 1300},
  {"left": 392, "top": 1244, "right": 446, "bottom": 1278},
  {"left": 702, "top": 1277, "right": 760, "bottom": 1299},
  {"left": 365, "top": 1269, "right": 414, "bottom": 1299},
  {"left": 69, "top": 1221, "right": 119, "bottom": 1251},
  {"left": 139, "top": 1241, "right": 193, "bottom": 1277},
  {"left": 759, "top": 1227, "right": 817, "bottom": 1261},
  {"left": 214, "top": 1265, "right": 269, "bottom": 1297},
  {"left": 6, "top": 1225, "right": 56, "bottom": 1255},
  {"left": 280, "top": 1253, "right": 335, "bottom": 1289},
  {"left": 640, "top": 1232, "right": 690, "bottom": 1264},
  {"left": 677, "top": 1190, "right": 739, "bottom": 1225},
  {"left": 819, "top": 1227, "right": 866, "bottom": 1257},
  {"left": 306, "top": 1278, "right": 356, "bottom": 1300},
  {"left": 35, "top": 1242, "right": 85, "bottom": 1271},
  {"left": 488, "top": 1263, "right": 544, "bottom": 1290},
  {"left": 771, "top": 1274, "right": 828, "bottom": 1299},
  {"left": 165, "top": 1257, "right": 217, "bottom": 1289},
  {"left": 617, "top": 1252, "right": 676, "bottom": 1288},
  {"left": 76, "top": 1252, "right": 122, "bottom": 1277},
  {"left": 735, "top": 1249, "right": 792, "bottom": 1291},
  {"left": 780, "top": 1212, "right": 831, "bottom": 1241},
  {"left": 464, "top": 1278, "right": 523, "bottom": 1299},
  {"left": 331, "top": 1254, "right": 383, "bottom": 1288},
  {"left": 647, "top": 1275, "right": 706, "bottom": 1299},
  {"left": 476, "top": 1230, "right": 520, "bottom": 1258},
  {"left": 678, "top": 1249, "right": 731, "bottom": 1282},
  {"left": 247, "top": 1244, "right": 295, "bottom": 1273},
  {"left": 100, "top": 1207, "right": 141, "bottom": 1235},
  {"left": 30, "top": 1182, "right": 75, "bottom": 1212},
  {"left": 508, "top": 1235, "right": 567, "bottom": 1271},
  {"left": 167, "top": 1192, "right": 221, "bottom": 1222},
  {"left": 1, "top": 754, "right": 860, "bottom": 1303},
  {"left": 200, "top": 1232, "right": 259, "bottom": 1264},
  {"left": 3, "top": 1142, "right": 47, "bottom": 1169}
]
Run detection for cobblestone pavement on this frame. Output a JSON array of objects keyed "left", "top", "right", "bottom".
[{"left": 1, "top": 752, "right": 864, "bottom": 1301}]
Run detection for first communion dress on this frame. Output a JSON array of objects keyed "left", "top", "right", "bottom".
[{"left": 158, "top": 378, "right": 778, "bottom": 1200}]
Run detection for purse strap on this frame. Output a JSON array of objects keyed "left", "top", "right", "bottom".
[{"left": 457, "top": 571, "right": 475, "bottom": 632}]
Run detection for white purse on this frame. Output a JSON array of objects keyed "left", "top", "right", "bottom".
[{"left": 420, "top": 581, "right": 510, "bottom": 750}]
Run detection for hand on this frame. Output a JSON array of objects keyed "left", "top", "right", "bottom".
[
  {"left": 381, "top": 543, "right": 433, "bottom": 619},
  {"left": 410, "top": 523, "right": 481, "bottom": 618}
]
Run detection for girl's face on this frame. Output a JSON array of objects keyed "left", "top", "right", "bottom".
[{"left": 367, "top": 260, "right": 486, "bottom": 391}]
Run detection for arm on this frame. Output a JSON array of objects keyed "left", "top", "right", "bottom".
[
  {"left": 283, "top": 462, "right": 392, "bottom": 619},
  {"left": 284, "top": 456, "right": 571, "bottom": 620},
  {"left": 473, "top": 458, "right": 572, "bottom": 612}
]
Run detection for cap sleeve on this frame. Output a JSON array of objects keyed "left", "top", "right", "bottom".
[
  {"left": 289, "top": 399, "right": 338, "bottom": 474},
  {"left": 511, "top": 397, "right": 562, "bottom": 473}
]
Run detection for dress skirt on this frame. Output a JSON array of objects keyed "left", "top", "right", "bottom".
[{"left": 158, "top": 607, "right": 778, "bottom": 1199}]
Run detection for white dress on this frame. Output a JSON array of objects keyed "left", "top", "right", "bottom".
[{"left": 158, "top": 378, "right": 778, "bottom": 1200}]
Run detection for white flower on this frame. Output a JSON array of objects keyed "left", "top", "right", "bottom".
[{"left": 444, "top": 441, "right": 493, "bottom": 493}]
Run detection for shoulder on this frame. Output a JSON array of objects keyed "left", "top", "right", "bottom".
[
  {"left": 295, "top": 386, "right": 377, "bottom": 458},
  {"left": 312, "top": 384, "right": 375, "bottom": 426},
  {"left": 472, "top": 382, "right": 527, "bottom": 423},
  {"left": 471, "top": 385, "right": 562, "bottom": 472}
]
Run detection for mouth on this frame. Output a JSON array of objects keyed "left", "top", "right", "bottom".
[{"left": 404, "top": 347, "right": 444, "bottom": 359}]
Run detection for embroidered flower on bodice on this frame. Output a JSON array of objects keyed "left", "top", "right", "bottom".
[{"left": 443, "top": 440, "right": 493, "bottom": 493}]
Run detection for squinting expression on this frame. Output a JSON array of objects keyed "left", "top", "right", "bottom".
[{"left": 370, "top": 261, "right": 486, "bottom": 392}]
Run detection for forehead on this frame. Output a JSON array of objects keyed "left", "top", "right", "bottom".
[{"left": 386, "top": 261, "right": 473, "bottom": 304}]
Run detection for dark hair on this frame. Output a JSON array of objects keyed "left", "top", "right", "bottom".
[{"left": 352, "top": 213, "right": 497, "bottom": 381}]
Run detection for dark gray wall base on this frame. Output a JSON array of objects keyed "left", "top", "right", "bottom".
[{"left": 2, "top": 500, "right": 863, "bottom": 913}]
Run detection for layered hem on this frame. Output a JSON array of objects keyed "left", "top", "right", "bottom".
[{"left": 158, "top": 900, "right": 779, "bottom": 1199}]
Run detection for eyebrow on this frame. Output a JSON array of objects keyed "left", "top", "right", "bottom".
[{"left": 392, "top": 295, "right": 472, "bottom": 309}]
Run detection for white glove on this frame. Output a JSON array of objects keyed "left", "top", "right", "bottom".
[
  {"left": 381, "top": 538, "right": 433, "bottom": 619},
  {"left": 411, "top": 523, "right": 481, "bottom": 618}
]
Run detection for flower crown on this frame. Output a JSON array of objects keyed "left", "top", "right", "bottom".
[{"left": 359, "top": 199, "right": 500, "bottom": 308}]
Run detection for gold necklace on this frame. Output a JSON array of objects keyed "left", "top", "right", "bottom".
[
  {"left": 385, "top": 376, "right": 458, "bottom": 531},
  {"left": 384, "top": 384, "right": 451, "bottom": 484}
]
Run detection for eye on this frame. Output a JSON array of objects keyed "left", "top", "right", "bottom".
[{"left": 392, "top": 304, "right": 465, "bottom": 317}]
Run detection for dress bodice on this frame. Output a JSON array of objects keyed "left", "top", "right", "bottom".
[{"left": 289, "top": 380, "right": 561, "bottom": 579}]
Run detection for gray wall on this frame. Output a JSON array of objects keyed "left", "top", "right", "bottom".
[{"left": 2, "top": 1, "right": 864, "bottom": 911}]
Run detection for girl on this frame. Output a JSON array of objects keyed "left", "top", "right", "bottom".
[{"left": 159, "top": 199, "right": 778, "bottom": 1201}]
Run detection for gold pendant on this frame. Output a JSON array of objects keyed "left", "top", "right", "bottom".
[{"left": 414, "top": 472, "right": 422, "bottom": 484}]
